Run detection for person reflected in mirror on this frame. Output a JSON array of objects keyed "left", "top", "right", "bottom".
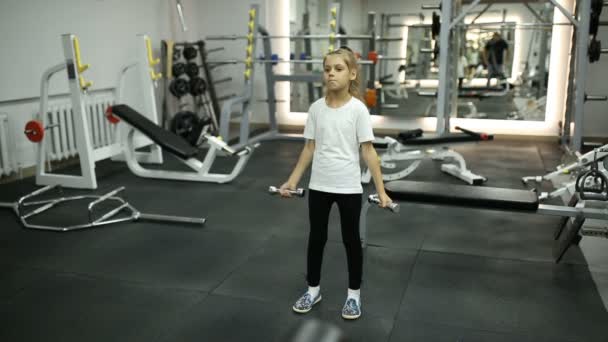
[{"left": 482, "top": 32, "right": 509, "bottom": 88}]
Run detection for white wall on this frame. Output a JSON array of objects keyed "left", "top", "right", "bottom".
[{"left": 0, "top": 0, "right": 177, "bottom": 171}]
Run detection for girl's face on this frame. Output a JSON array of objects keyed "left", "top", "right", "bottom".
[{"left": 323, "top": 54, "right": 356, "bottom": 92}]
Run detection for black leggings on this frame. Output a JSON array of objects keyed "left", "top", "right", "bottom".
[{"left": 307, "top": 189, "right": 362, "bottom": 290}]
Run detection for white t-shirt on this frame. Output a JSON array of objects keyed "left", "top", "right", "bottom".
[{"left": 303, "top": 96, "right": 375, "bottom": 194}]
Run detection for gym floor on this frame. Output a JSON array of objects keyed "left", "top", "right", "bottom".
[{"left": 1, "top": 139, "right": 607, "bottom": 341}]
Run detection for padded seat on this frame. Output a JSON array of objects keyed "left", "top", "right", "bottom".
[
  {"left": 385, "top": 180, "right": 539, "bottom": 211},
  {"left": 398, "top": 133, "right": 494, "bottom": 145},
  {"left": 109, "top": 104, "right": 199, "bottom": 159}
]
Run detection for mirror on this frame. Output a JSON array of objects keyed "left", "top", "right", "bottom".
[{"left": 287, "top": 0, "right": 553, "bottom": 122}]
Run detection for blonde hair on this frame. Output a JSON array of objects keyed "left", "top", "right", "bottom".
[{"left": 323, "top": 47, "right": 362, "bottom": 100}]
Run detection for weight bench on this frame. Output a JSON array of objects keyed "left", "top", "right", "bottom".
[
  {"left": 418, "top": 82, "right": 510, "bottom": 99},
  {"left": 107, "top": 104, "right": 255, "bottom": 183},
  {"left": 363, "top": 127, "right": 492, "bottom": 185},
  {"left": 360, "top": 180, "right": 608, "bottom": 262}
]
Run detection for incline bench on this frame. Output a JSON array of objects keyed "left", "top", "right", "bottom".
[{"left": 107, "top": 104, "right": 256, "bottom": 183}]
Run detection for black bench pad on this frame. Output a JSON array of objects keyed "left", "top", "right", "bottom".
[
  {"left": 398, "top": 133, "right": 494, "bottom": 145},
  {"left": 385, "top": 180, "right": 539, "bottom": 211},
  {"left": 109, "top": 104, "right": 199, "bottom": 159}
]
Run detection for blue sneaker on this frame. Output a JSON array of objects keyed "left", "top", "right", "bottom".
[
  {"left": 292, "top": 292, "right": 322, "bottom": 313},
  {"left": 341, "top": 298, "right": 361, "bottom": 319}
]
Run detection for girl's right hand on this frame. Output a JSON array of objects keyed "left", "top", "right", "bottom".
[{"left": 279, "top": 181, "right": 297, "bottom": 198}]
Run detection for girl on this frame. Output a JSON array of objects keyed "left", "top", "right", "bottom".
[{"left": 278, "top": 47, "right": 392, "bottom": 320}]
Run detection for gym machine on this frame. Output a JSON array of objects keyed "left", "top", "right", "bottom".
[{"left": 30, "top": 34, "right": 163, "bottom": 189}]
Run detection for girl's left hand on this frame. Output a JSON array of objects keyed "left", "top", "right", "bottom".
[{"left": 378, "top": 192, "right": 393, "bottom": 208}]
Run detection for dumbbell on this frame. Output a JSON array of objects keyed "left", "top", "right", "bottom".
[
  {"left": 367, "top": 194, "right": 399, "bottom": 213},
  {"left": 268, "top": 186, "right": 306, "bottom": 197}
]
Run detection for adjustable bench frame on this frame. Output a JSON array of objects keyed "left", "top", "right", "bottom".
[
  {"left": 362, "top": 128, "right": 492, "bottom": 185},
  {"left": 109, "top": 104, "right": 255, "bottom": 184}
]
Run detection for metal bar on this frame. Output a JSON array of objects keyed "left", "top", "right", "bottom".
[
  {"left": 87, "top": 187, "right": 126, "bottom": 222},
  {"left": 422, "top": 4, "right": 441, "bottom": 10},
  {"left": 207, "top": 33, "right": 405, "bottom": 42},
  {"left": 385, "top": 12, "right": 424, "bottom": 18},
  {"left": 537, "top": 204, "right": 608, "bottom": 220},
  {"left": 137, "top": 213, "right": 206, "bottom": 225},
  {"left": 548, "top": 0, "right": 579, "bottom": 27},
  {"left": 175, "top": 0, "right": 188, "bottom": 32},
  {"left": 470, "top": 3, "right": 492, "bottom": 24},
  {"left": 572, "top": 0, "right": 591, "bottom": 151},
  {"left": 21, "top": 216, "right": 135, "bottom": 232},
  {"left": 206, "top": 47, "right": 224, "bottom": 54},
  {"left": 87, "top": 187, "right": 125, "bottom": 212},
  {"left": 93, "top": 202, "right": 130, "bottom": 224},
  {"left": 450, "top": 0, "right": 481, "bottom": 30},
  {"left": 21, "top": 199, "right": 61, "bottom": 219},
  {"left": 523, "top": 2, "right": 546, "bottom": 23},
  {"left": 585, "top": 95, "right": 608, "bottom": 101},
  {"left": 376, "top": 37, "right": 404, "bottom": 41},
  {"left": 17, "top": 185, "right": 60, "bottom": 211},
  {"left": 213, "top": 77, "right": 232, "bottom": 85},
  {"left": 206, "top": 34, "right": 376, "bottom": 40},
  {"left": 260, "top": 24, "right": 277, "bottom": 134},
  {"left": 21, "top": 195, "right": 91, "bottom": 207},
  {"left": 207, "top": 59, "right": 374, "bottom": 65},
  {"left": 435, "top": 0, "right": 453, "bottom": 135},
  {"left": 378, "top": 56, "right": 407, "bottom": 61}
]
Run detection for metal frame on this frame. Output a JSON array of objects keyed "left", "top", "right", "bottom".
[
  {"left": 522, "top": 144, "right": 608, "bottom": 201},
  {"left": 36, "top": 34, "right": 163, "bottom": 189},
  {"left": 359, "top": 190, "right": 608, "bottom": 248},
  {"left": 0, "top": 184, "right": 205, "bottom": 232},
  {"left": 567, "top": 0, "right": 590, "bottom": 151},
  {"left": 361, "top": 136, "right": 486, "bottom": 185},
  {"left": 121, "top": 126, "right": 255, "bottom": 183}
]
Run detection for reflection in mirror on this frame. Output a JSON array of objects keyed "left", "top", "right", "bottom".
[{"left": 287, "top": 1, "right": 553, "bottom": 122}]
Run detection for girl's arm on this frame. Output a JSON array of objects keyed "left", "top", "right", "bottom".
[
  {"left": 361, "top": 141, "right": 392, "bottom": 206},
  {"left": 279, "top": 140, "right": 315, "bottom": 197}
]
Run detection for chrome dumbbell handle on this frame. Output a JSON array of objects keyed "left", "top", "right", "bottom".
[
  {"left": 368, "top": 194, "right": 400, "bottom": 213},
  {"left": 268, "top": 186, "right": 306, "bottom": 197}
]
